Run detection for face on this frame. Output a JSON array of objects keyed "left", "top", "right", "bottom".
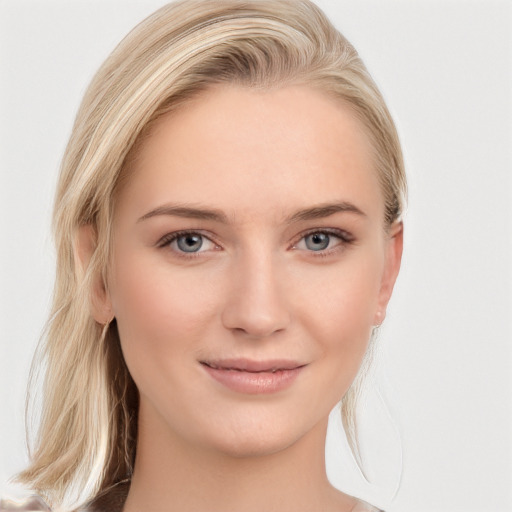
[{"left": 95, "top": 85, "right": 402, "bottom": 457}]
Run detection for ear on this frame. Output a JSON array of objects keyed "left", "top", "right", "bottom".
[
  {"left": 374, "top": 222, "right": 403, "bottom": 325},
  {"left": 76, "top": 224, "right": 113, "bottom": 325}
]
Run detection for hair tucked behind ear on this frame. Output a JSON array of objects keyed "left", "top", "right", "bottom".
[{"left": 17, "top": 1, "right": 406, "bottom": 509}]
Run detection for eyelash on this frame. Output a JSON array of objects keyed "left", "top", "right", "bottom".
[{"left": 156, "top": 228, "right": 355, "bottom": 259}]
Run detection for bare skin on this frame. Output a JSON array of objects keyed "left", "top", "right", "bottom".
[
  {"left": 128, "top": 410, "right": 356, "bottom": 512},
  {"left": 82, "top": 85, "right": 402, "bottom": 512}
]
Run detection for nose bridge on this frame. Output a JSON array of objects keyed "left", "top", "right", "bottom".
[{"left": 221, "top": 246, "right": 290, "bottom": 338}]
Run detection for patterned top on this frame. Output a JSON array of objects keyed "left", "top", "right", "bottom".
[{"left": 0, "top": 496, "right": 50, "bottom": 512}]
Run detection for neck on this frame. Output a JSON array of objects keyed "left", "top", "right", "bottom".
[{"left": 122, "top": 401, "right": 356, "bottom": 512}]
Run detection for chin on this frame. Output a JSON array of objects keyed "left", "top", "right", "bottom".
[
  {"left": 193, "top": 411, "right": 322, "bottom": 460},
  {"left": 207, "top": 430, "right": 300, "bottom": 459}
]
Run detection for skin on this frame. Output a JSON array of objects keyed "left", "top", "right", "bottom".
[{"left": 82, "top": 84, "right": 402, "bottom": 511}]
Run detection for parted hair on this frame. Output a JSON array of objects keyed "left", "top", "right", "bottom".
[{"left": 18, "top": 1, "right": 406, "bottom": 510}]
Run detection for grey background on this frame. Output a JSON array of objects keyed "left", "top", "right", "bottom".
[{"left": 1, "top": 1, "right": 511, "bottom": 511}]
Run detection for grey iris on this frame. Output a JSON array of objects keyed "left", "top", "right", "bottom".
[
  {"left": 177, "top": 234, "right": 203, "bottom": 252},
  {"left": 305, "top": 233, "right": 330, "bottom": 251}
]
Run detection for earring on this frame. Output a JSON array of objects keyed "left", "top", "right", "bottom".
[{"left": 373, "top": 310, "right": 383, "bottom": 327}]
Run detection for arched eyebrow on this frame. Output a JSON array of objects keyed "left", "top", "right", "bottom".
[
  {"left": 137, "top": 201, "right": 366, "bottom": 224},
  {"left": 138, "top": 205, "right": 228, "bottom": 223},
  {"left": 285, "top": 202, "right": 366, "bottom": 223}
]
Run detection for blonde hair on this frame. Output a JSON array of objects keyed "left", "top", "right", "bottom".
[{"left": 18, "top": 1, "right": 406, "bottom": 509}]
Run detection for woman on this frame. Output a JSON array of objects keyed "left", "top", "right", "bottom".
[{"left": 10, "top": 1, "right": 406, "bottom": 510}]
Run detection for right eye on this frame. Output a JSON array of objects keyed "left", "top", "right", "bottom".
[{"left": 158, "top": 231, "right": 219, "bottom": 256}]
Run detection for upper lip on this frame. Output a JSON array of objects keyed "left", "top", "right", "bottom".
[{"left": 200, "top": 358, "right": 306, "bottom": 373}]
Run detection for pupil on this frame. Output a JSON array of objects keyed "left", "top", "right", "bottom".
[
  {"left": 177, "top": 234, "right": 203, "bottom": 252},
  {"left": 306, "top": 233, "right": 329, "bottom": 251}
]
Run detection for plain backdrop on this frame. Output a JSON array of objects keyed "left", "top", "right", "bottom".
[{"left": 1, "top": 1, "right": 511, "bottom": 511}]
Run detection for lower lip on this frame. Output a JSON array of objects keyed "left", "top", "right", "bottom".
[{"left": 201, "top": 364, "right": 304, "bottom": 394}]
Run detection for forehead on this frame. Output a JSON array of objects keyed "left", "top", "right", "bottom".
[{"left": 117, "top": 84, "right": 383, "bottom": 224}]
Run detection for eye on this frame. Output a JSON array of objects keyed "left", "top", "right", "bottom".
[
  {"left": 175, "top": 233, "right": 204, "bottom": 253},
  {"left": 158, "top": 231, "right": 218, "bottom": 255},
  {"left": 304, "top": 232, "right": 331, "bottom": 251},
  {"left": 294, "top": 229, "right": 352, "bottom": 253}
]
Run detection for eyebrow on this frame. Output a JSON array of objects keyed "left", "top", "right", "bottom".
[
  {"left": 138, "top": 205, "right": 229, "bottom": 223},
  {"left": 285, "top": 202, "right": 366, "bottom": 223},
  {"left": 137, "top": 201, "right": 366, "bottom": 224}
]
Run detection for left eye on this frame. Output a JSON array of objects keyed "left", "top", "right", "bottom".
[{"left": 295, "top": 231, "right": 343, "bottom": 252}]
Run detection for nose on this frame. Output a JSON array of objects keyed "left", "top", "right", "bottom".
[{"left": 221, "top": 252, "right": 291, "bottom": 339}]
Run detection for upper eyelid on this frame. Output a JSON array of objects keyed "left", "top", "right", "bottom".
[{"left": 291, "top": 227, "right": 354, "bottom": 245}]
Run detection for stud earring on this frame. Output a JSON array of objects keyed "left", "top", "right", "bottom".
[{"left": 373, "top": 310, "right": 383, "bottom": 327}]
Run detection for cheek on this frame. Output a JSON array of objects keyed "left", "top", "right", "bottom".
[
  {"left": 297, "top": 252, "right": 382, "bottom": 339},
  {"left": 294, "top": 254, "right": 383, "bottom": 397},
  {"left": 107, "top": 250, "right": 221, "bottom": 377}
]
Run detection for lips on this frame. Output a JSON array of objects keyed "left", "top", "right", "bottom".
[
  {"left": 200, "top": 358, "right": 306, "bottom": 394},
  {"left": 201, "top": 358, "right": 304, "bottom": 372}
]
